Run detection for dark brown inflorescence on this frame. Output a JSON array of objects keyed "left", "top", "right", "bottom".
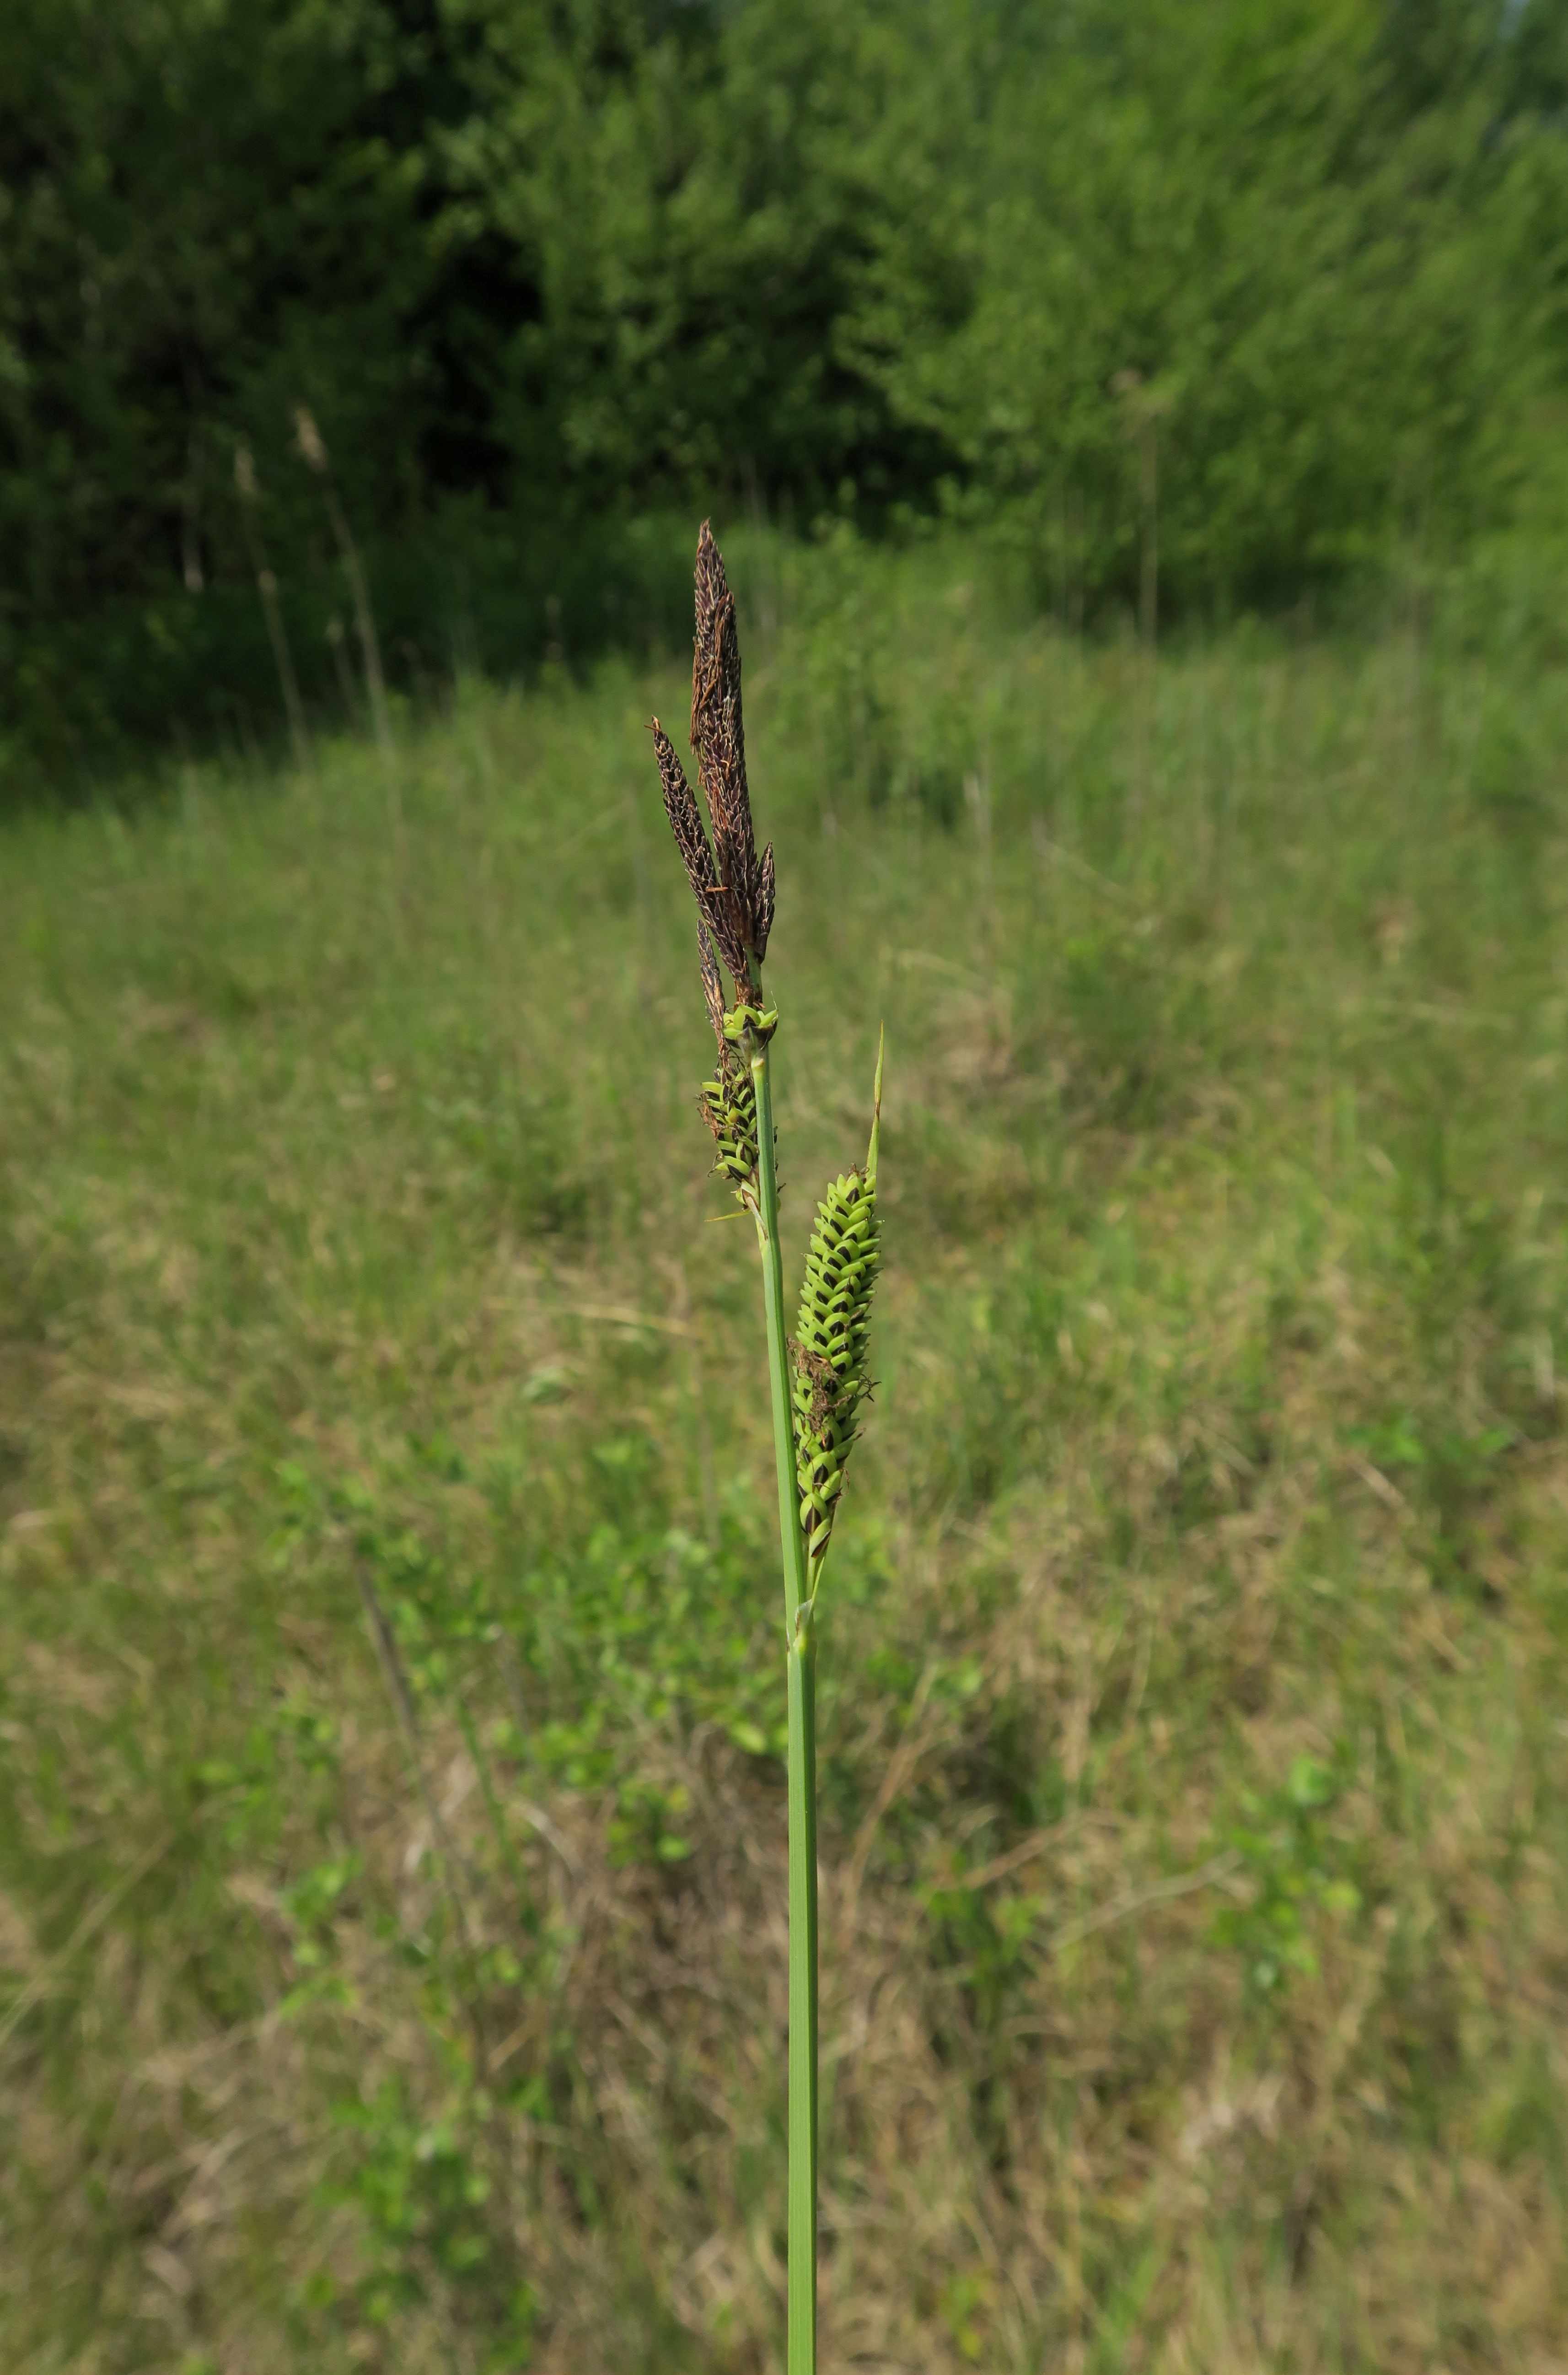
[
  {"left": 651, "top": 718, "right": 744, "bottom": 972},
  {"left": 650, "top": 522, "right": 773, "bottom": 1005},
  {"left": 698, "top": 919, "right": 729, "bottom": 1051},
  {"left": 651, "top": 523, "right": 780, "bottom": 1203}
]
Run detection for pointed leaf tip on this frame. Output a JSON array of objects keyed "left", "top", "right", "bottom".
[{"left": 865, "top": 1025, "right": 885, "bottom": 1187}]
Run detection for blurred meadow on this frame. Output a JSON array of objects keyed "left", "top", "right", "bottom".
[
  {"left": 7, "top": 0, "right": 1568, "bottom": 2368},
  {"left": 5, "top": 529, "right": 1568, "bottom": 2370}
]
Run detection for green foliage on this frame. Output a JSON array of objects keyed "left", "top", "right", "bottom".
[
  {"left": 319, "top": 2074, "right": 538, "bottom": 2368},
  {"left": 519, "top": 1493, "right": 789, "bottom": 1789},
  {"left": 7, "top": 0, "right": 1568, "bottom": 783},
  {"left": 1211, "top": 1753, "right": 1363, "bottom": 1999},
  {"left": 854, "top": 0, "right": 1568, "bottom": 606},
  {"left": 275, "top": 1438, "right": 788, "bottom": 1844}
]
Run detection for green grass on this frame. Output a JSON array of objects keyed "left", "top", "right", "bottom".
[{"left": 3, "top": 532, "right": 1568, "bottom": 2372}]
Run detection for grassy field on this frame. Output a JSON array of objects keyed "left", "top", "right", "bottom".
[{"left": 3, "top": 532, "right": 1568, "bottom": 2373}]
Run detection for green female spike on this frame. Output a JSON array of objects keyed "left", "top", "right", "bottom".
[{"left": 792, "top": 1031, "right": 884, "bottom": 1598}]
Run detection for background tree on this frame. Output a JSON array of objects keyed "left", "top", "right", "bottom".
[{"left": 2, "top": 0, "right": 1566, "bottom": 781}]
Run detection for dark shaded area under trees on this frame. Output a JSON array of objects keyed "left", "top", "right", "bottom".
[{"left": 2, "top": 0, "right": 1567, "bottom": 787}]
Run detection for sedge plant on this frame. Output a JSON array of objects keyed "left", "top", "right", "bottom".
[{"left": 649, "top": 524, "right": 883, "bottom": 2372}]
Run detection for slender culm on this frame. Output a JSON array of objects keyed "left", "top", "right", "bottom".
[{"left": 648, "top": 522, "right": 884, "bottom": 2375}]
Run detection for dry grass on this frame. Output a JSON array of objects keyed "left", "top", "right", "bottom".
[{"left": 3, "top": 539, "right": 1568, "bottom": 2370}]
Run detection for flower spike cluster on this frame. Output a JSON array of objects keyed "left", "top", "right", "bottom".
[
  {"left": 648, "top": 520, "right": 773, "bottom": 1007},
  {"left": 650, "top": 519, "right": 880, "bottom": 1595},
  {"left": 650, "top": 520, "right": 780, "bottom": 1206}
]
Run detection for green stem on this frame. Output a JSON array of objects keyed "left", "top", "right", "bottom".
[
  {"left": 749, "top": 1030, "right": 817, "bottom": 2375},
  {"left": 787, "top": 1618, "right": 818, "bottom": 2371}
]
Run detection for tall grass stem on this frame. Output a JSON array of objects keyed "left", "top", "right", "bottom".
[
  {"left": 234, "top": 446, "right": 311, "bottom": 774},
  {"left": 785, "top": 1625, "right": 819, "bottom": 2371},
  {"left": 294, "top": 408, "right": 393, "bottom": 756},
  {"left": 749, "top": 1032, "right": 817, "bottom": 2371},
  {"left": 324, "top": 477, "right": 394, "bottom": 759}
]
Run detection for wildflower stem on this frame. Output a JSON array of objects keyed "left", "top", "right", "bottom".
[
  {"left": 786, "top": 1613, "right": 818, "bottom": 2375},
  {"left": 749, "top": 1028, "right": 817, "bottom": 2372}
]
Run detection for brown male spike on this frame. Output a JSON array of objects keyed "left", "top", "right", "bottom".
[
  {"left": 698, "top": 919, "right": 729, "bottom": 1054},
  {"left": 650, "top": 719, "right": 715, "bottom": 908},
  {"left": 650, "top": 717, "right": 754, "bottom": 991},
  {"left": 691, "top": 519, "right": 768, "bottom": 972},
  {"left": 756, "top": 840, "right": 776, "bottom": 962}
]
